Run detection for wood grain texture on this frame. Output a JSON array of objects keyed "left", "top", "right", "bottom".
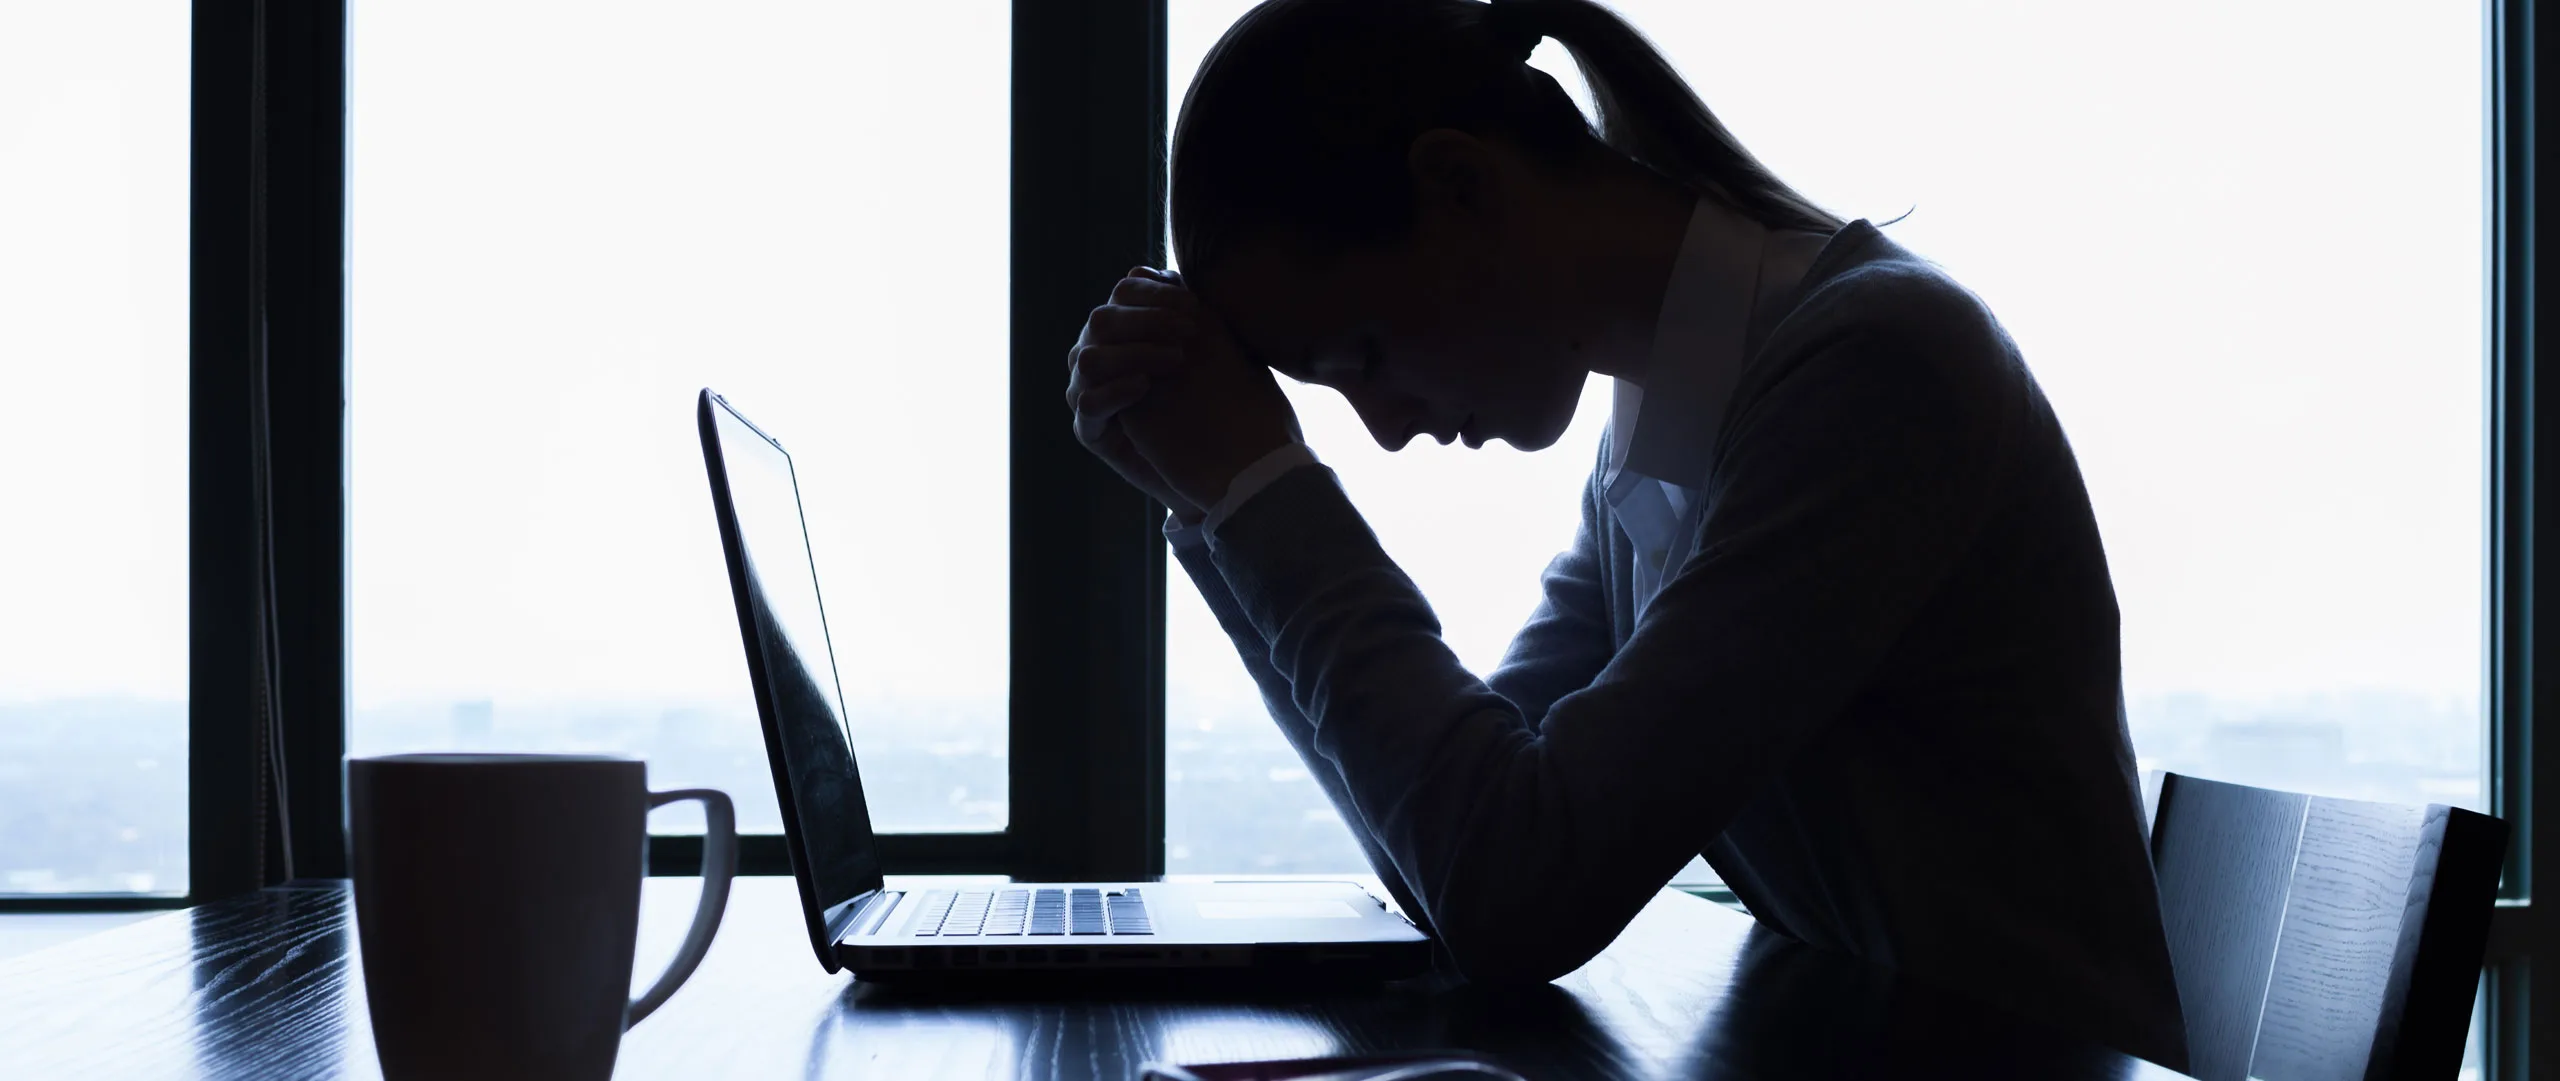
[
  {"left": 2250, "top": 799, "right": 2425, "bottom": 1081},
  {"left": 0, "top": 877, "right": 2196, "bottom": 1081},
  {"left": 2148, "top": 773, "right": 2311, "bottom": 1081}
]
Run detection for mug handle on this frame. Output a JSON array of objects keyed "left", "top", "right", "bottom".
[{"left": 626, "top": 788, "right": 737, "bottom": 1027}]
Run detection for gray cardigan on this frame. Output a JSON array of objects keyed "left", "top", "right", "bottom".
[{"left": 1169, "top": 223, "right": 2190, "bottom": 1072}]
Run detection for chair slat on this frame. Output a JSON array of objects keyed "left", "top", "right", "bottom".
[
  {"left": 2149, "top": 774, "right": 2308, "bottom": 1081},
  {"left": 2250, "top": 799, "right": 2424, "bottom": 1081}
]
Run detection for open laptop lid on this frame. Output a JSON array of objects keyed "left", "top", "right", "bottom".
[{"left": 697, "top": 389, "right": 886, "bottom": 972}]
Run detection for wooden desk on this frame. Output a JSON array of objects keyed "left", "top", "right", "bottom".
[{"left": 0, "top": 876, "right": 2193, "bottom": 1079}]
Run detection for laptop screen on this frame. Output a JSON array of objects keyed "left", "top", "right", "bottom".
[{"left": 700, "top": 393, "right": 884, "bottom": 934}]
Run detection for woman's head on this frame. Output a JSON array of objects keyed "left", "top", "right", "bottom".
[{"left": 1170, "top": 0, "right": 1835, "bottom": 451}]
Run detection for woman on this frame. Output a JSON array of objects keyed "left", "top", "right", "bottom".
[{"left": 1066, "top": 0, "right": 2188, "bottom": 1069}]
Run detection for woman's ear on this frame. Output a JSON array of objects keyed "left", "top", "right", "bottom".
[{"left": 1406, "top": 128, "right": 1507, "bottom": 224}]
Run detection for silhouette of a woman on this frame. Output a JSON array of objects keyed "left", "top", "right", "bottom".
[{"left": 1065, "top": 1, "right": 2188, "bottom": 1069}]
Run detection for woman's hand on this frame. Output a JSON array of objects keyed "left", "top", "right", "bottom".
[
  {"left": 1111, "top": 274, "right": 1300, "bottom": 512},
  {"left": 1066, "top": 270, "right": 1210, "bottom": 521},
  {"left": 1067, "top": 268, "right": 1301, "bottom": 517}
]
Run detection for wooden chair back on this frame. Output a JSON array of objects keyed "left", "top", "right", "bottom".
[{"left": 2143, "top": 772, "right": 2505, "bottom": 1081}]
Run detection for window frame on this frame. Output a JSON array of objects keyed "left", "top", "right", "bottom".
[
  {"left": 2487, "top": 0, "right": 2544, "bottom": 1074},
  {"left": 190, "top": 0, "right": 350, "bottom": 902},
  {"left": 157, "top": 0, "right": 1177, "bottom": 894}
]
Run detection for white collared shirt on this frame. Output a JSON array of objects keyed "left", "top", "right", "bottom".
[{"left": 1604, "top": 198, "right": 1785, "bottom": 614}]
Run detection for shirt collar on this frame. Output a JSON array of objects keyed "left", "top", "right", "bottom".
[{"left": 1603, "top": 198, "right": 1769, "bottom": 502}]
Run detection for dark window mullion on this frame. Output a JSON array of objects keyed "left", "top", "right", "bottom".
[
  {"left": 265, "top": 0, "right": 351, "bottom": 884},
  {"left": 2491, "top": 0, "right": 2539, "bottom": 910},
  {"left": 190, "top": 0, "right": 267, "bottom": 906},
  {"left": 191, "top": 0, "right": 349, "bottom": 904},
  {"left": 2486, "top": 0, "right": 2541, "bottom": 1077},
  {"left": 1007, "top": 0, "right": 1171, "bottom": 882}
]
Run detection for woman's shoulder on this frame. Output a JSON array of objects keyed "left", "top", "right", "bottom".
[
  {"left": 1745, "top": 223, "right": 2031, "bottom": 414},
  {"left": 1783, "top": 224, "right": 2017, "bottom": 361},
  {"left": 1731, "top": 223, "right": 2041, "bottom": 452}
]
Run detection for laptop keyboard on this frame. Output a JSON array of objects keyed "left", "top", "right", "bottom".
[{"left": 909, "top": 887, "right": 1153, "bottom": 937}]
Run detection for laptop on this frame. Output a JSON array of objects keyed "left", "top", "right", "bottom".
[{"left": 695, "top": 389, "right": 1432, "bottom": 982}]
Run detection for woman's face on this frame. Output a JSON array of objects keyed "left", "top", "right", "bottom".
[{"left": 1197, "top": 223, "right": 1589, "bottom": 452}]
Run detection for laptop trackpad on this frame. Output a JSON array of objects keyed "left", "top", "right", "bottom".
[{"left": 1195, "top": 900, "right": 1361, "bottom": 920}]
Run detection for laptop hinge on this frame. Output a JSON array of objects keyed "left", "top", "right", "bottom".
[{"left": 825, "top": 888, "right": 891, "bottom": 944}]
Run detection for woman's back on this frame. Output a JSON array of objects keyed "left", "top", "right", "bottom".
[{"left": 1615, "top": 223, "right": 2187, "bottom": 1068}]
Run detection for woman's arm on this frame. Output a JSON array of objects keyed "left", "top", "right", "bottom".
[
  {"left": 1168, "top": 442, "right": 1621, "bottom": 933},
  {"left": 1482, "top": 441, "right": 1618, "bottom": 731},
  {"left": 1198, "top": 309, "right": 2022, "bottom": 984},
  {"left": 1166, "top": 527, "right": 1437, "bottom": 936}
]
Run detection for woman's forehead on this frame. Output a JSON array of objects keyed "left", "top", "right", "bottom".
[
  {"left": 1198, "top": 260, "right": 1344, "bottom": 372},
  {"left": 1198, "top": 238, "right": 1396, "bottom": 362}
]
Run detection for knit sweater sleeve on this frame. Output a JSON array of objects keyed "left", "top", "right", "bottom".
[{"left": 1165, "top": 527, "right": 1438, "bottom": 937}]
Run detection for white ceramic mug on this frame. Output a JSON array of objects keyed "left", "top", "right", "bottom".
[{"left": 347, "top": 754, "right": 737, "bottom": 1081}]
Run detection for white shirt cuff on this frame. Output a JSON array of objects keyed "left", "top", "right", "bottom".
[
  {"left": 1204, "top": 442, "right": 1321, "bottom": 536},
  {"left": 1163, "top": 513, "right": 1209, "bottom": 550}
]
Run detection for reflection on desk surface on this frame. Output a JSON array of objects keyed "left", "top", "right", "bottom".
[{"left": 0, "top": 877, "right": 2191, "bottom": 1080}]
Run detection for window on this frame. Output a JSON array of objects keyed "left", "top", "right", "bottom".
[
  {"left": 345, "top": 0, "right": 1012, "bottom": 834},
  {"left": 1162, "top": 0, "right": 2487, "bottom": 878},
  {"left": 0, "top": 1, "right": 191, "bottom": 896}
]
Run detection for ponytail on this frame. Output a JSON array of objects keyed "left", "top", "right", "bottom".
[
  {"left": 1171, "top": 0, "right": 1836, "bottom": 281},
  {"left": 1516, "top": 0, "right": 1840, "bottom": 233}
]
